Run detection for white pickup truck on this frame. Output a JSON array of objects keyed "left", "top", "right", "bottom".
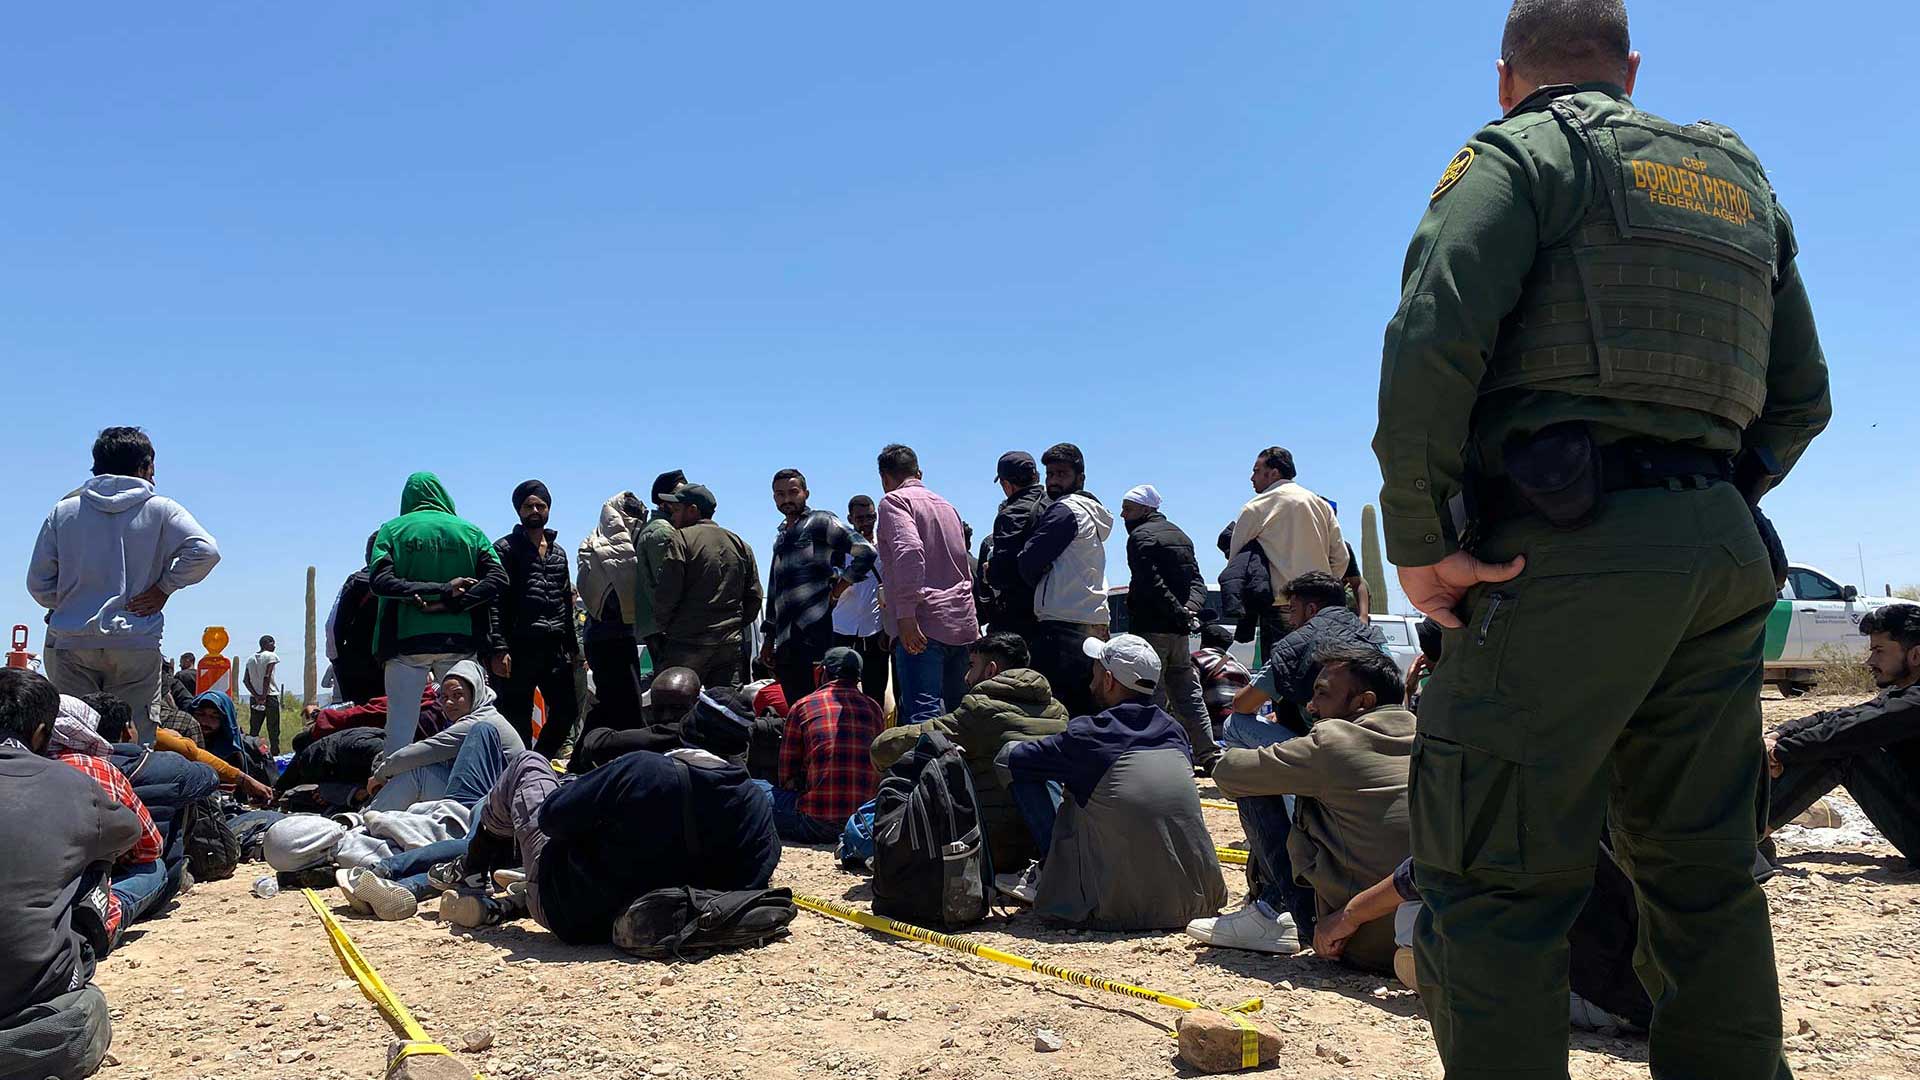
[{"left": 1764, "top": 563, "right": 1905, "bottom": 695}]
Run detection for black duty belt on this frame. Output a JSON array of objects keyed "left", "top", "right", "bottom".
[{"left": 1595, "top": 441, "right": 1733, "bottom": 492}]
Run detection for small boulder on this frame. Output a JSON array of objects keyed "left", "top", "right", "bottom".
[
  {"left": 1033, "top": 1029, "right": 1065, "bottom": 1053},
  {"left": 1177, "top": 1011, "right": 1281, "bottom": 1073}
]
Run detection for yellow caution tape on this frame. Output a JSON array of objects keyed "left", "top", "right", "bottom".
[
  {"left": 1226, "top": 1008, "right": 1259, "bottom": 1068},
  {"left": 1200, "top": 797, "right": 1237, "bottom": 811},
  {"left": 794, "top": 893, "right": 1261, "bottom": 1022},
  {"left": 1215, "top": 846, "right": 1249, "bottom": 866},
  {"left": 301, "top": 889, "right": 485, "bottom": 1080}
]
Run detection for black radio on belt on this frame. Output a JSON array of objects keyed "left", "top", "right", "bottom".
[{"left": 1502, "top": 423, "right": 1737, "bottom": 530}]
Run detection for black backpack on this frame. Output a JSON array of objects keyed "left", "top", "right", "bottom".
[
  {"left": 870, "top": 731, "right": 990, "bottom": 929},
  {"left": 612, "top": 887, "right": 796, "bottom": 960},
  {"left": 183, "top": 795, "right": 242, "bottom": 882}
]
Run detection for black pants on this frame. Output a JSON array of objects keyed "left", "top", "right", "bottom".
[
  {"left": 834, "top": 632, "right": 892, "bottom": 705},
  {"left": 495, "top": 641, "right": 581, "bottom": 758},
  {"left": 582, "top": 634, "right": 644, "bottom": 734},
  {"left": 1769, "top": 742, "right": 1920, "bottom": 863},
  {"left": 568, "top": 723, "right": 684, "bottom": 774},
  {"left": 773, "top": 637, "right": 830, "bottom": 708},
  {"left": 1030, "top": 620, "right": 1099, "bottom": 720},
  {"left": 248, "top": 697, "right": 282, "bottom": 755},
  {"left": 333, "top": 658, "right": 384, "bottom": 706},
  {"left": 654, "top": 638, "right": 744, "bottom": 690}
]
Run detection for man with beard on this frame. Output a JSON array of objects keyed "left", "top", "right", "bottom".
[
  {"left": 489, "top": 481, "right": 581, "bottom": 758},
  {"left": 759, "top": 470, "right": 876, "bottom": 706}
]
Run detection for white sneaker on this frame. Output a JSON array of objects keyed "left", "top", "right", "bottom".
[
  {"left": 993, "top": 861, "right": 1041, "bottom": 905},
  {"left": 492, "top": 868, "right": 527, "bottom": 890},
  {"left": 342, "top": 867, "right": 419, "bottom": 921},
  {"left": 1185, "top": 904, "right": 1300, "bottom": 954},
  {"left": 335, "top": 869, "right": 374, "bottom": 916}
]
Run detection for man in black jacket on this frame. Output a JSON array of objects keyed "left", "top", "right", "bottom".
[
  {"left": 983, "top": 451, "right": 1048, "bottom": 640},
  {"left": 1120, "top": 485, "right": 1217, "bottom": 768},
  {"left": 489, "top": 481, "right": 581, "bottom": 758},
  {"left": 1227, "top": 572, "right": 1389, "bottom": 741},
  {"left": 1766, "top": 603, "right": 1920, "bottom": 865}
]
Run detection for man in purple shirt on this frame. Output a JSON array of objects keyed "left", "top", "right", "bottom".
[{"left": 874, "top": 444, "right": 981, "bottom": 725}]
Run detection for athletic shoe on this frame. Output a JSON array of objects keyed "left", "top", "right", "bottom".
[
  {"left": 1393, "top": 946, "right": 1418, "bottom": 991},
  {"left": 440, "top": 885, "right": 529, "bottom": 929},
  {"left": 491, "top": 868, "right": 527, "bottom": 890},
  {"left": 1184, "top": 904, "right": 1300, "bottom": 954},
  {"left": 993, "top": 860, "right": 1041, "bottom": 906},
  {"left": 427, "top": 859, "right": 486, "bottom": 894},
  {"left": 335, "top": 869, "right": 374, "bottom": 916},
  {"left": 343, "top": 868, "right": 419, "bottom": 921}
]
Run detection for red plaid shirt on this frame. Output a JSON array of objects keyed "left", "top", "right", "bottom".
[
  {"left": 778, "top": 682, "right": 884, "bottom": 824},
  {"left": 56, "top": 752, "right": 164, "bottom": 937}
]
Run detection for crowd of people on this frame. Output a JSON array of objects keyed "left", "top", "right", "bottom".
[{"left": 12, "top": 422, "right": 1916, "bottom": 1078}]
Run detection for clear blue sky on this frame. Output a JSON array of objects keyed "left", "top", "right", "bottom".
[{"left": 7, "top": 2, "right": 1916, "bottom": 674}]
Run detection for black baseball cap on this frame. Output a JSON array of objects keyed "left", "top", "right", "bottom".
[
  {"left": 996, "top": 451, "right": 1038, "bottom": 485},
  {"left": 659, "top": 483, "right": 717, "bottom": 515}
]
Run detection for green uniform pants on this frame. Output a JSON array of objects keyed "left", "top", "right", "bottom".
[{"left": 1411, "top": 483, "right": 1789, "bottom": 1079}]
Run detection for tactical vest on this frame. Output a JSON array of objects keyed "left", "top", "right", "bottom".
[{"left": 1484, "top": 93, "right": 1779, "bottom": 428}]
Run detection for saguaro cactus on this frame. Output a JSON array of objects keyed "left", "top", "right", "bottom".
[
  {"left": 304, "top": 566, "right": 319, "bottom": 706},
  {"left": 1361, "top": 505, "right": 1390, "bottom": 615}
]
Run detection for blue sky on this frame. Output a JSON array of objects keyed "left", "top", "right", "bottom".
[{"left": 7, "top": 3, "right": 1916, "bottom": 674}]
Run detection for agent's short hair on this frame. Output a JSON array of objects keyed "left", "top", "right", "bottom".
[
  {"left": 772, "top": 468, "right": 807, "bottom": 488},
  {"left": 1314, "top": 645, "right": 1406, "bottom": 706},
  {"left": 1861, "top": 603, "right": 1920, "bottom": 651},
  {"left": 970, "top": 631, "right": 1031, "bottom": 671},
  {"left": 0, "top": 669, "right": 60, "bottom": 743},
  {"left": 93, "top": 426, "right": 155, "bottom": 477},
  {"left": 1282, "top": 570, "right": 1347, "bottom": 611},
  {"left": 1257, "top": 446, "right": 1296, "bottom": 480},
  {"left": 877, "top": 444, "right": 921, "bottom": 479},
  {"left": 1501, "top": 0, "right": 1631, "bottom": 82}
]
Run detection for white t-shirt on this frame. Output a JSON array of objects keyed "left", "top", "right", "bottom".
[
  {"left": 831, "top": 573, "right": 884, "bottom": 637},
  {"left": 245, "top": 651, "right": 281, "bottom": 697}
]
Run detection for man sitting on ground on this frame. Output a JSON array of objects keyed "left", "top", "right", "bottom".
[
  {"left": 1187, "top": 647, "right": 1413, "bottom": 970},
  {"left": 1766, "top": 602, "right": 1920, "bottom": 867},
  {"left": 763, "top": 648, "right": 883, "bottom": 843},
  {"left": 93, "top": 694, "right": 217, "bottom": 914},
  {"left": 872, "top": 631, "right": 1069, "bottom": 874},
  {"left": 0, "top": 669, "right": 142, "bottom": 1080},
  {"left": 1224, "top": 571, "right": 1389, "bottom": 744},
  {"left": 440, "top": 688, "right": 779, "bottom": 943},
  {"left": 43, "top": 697, "right": 166, "bottom": 944},
  {"left": 994, "top": 635, "right": 1226, "bottom": 930},
  {"left": 567, "top": 667, "right": 706, "bottom": 772}
]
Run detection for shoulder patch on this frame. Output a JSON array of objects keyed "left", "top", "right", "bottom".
[{"left": 1431, "top": 147, "right": 1475, "bottom": 202}]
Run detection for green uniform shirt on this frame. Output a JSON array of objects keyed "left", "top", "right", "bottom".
[
  {"left": 629, "top": 514, "right": 677, "bottom": 640},
  {"left": 1373, "top": 83, "right": 1832, "bottom": 567}
]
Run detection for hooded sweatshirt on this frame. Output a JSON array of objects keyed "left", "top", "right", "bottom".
[
  {"left": 368, "top": 660, "right": 524, "bottom": 805},
  {"left": 1018, "top": 490, "right": 1113, "bottom": 626},
  {"left": 578, "top": 493, "right": 646, "bottom": 626},
  {"left": 27, "top": 476, "right": 221, "bottom": 650},
  {"left": 368, "top": 473, "right": 507, "bottom": 659},
  {"left": 190, "top": 690, "right": 275, "bottom": 783}
]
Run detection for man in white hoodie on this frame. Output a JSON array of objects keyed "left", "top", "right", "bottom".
[
  {"left": 27, "top": 427, "right": 220, "bottom": 743},
  {"left": 1017, "top": 443, "right": 1113, "bottom": 719}
]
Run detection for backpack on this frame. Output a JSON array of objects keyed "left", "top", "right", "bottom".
[
  {"left": 183, "top": 795, "right": 242, "bottom": 882},
  {"left": 870, "top": 731, "right": 990, "bottom": 929},
  {"left": 612, "top": 887, "right": 796, "bottom": 960}
]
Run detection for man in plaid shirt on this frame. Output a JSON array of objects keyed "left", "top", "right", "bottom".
[
  {"left": 769, "top": 647, "right": 884, "bottom": 842},
  {"left": 50, "top": 710, "right": 164, "bottom": 939}
]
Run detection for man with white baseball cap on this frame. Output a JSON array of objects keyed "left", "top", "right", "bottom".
[
  {"left": 990, "top": 632, "right": 1228, "bottom": 928},
  {"left": 1118, "top": 484, "right": 1218, "bottom": 771}
]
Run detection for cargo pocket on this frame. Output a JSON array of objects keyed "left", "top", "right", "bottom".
[{"left": 1412, "top": 694, "right": 1534, "bottom": 876}]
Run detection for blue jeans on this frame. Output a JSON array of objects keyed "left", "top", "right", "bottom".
[
  {"left": 751, "top": 781, "right": 842, "bottom": 844},
  {"left": 372, "top": 838, "right": 472, "bottom": 899},
  {"left": 1239, "top": 794, "right": 1315, "bottom": 937},
  {"left": 1008, "top": 779, "right": 1064, "bottom": 862},
  {"left": 1222, "top": 711, "right": 1299, "bottom": 750},
  {"left": 444, "top": 721, "right": 509, "bottom": 808},
  {"left": 111, "top": 859, "right": 173, "bottom": 927},
  {"left": 892, "top": 640, "right": 970, "bottom": 727}
]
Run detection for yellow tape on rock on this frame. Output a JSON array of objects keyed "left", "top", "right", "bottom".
[
  {"left": 301, "top": 889, "right": 485, "bottom": 1080},
  {"left": 1226, "top": 1008, "right": 1259, "bottom": 1068},
  {"left": 794, "top": 893, "right": 1262, "bottom": 1025}
]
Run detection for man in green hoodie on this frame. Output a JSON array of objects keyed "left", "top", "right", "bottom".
[{"left": 369, "top": 472, "right": 509, "bottom": 759}]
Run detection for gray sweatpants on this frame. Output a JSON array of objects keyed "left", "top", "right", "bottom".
[
  {"left": 1138, "top": 632, "right": 1218, "bottom": 760},
  {"left": 481, "top": 750, "right": 565, "bottom": 931},
  {"left": 43, "top": 647, "right": 162, "bottom": 743}
]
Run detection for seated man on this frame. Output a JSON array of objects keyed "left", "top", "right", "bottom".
[
  {"left": 873, "top": 631, "right": 1069, "bottom": 873},
  {"left": 187, "top": 690, "right": 277, "bottom": 787},
  {"left": 763, "top": 648, "right": 883, "bottom": 843},
  {"left": 994, "top": 635, "right": 1227, "bottom": 930},
  {"left": 272, "top": 726, "right": 386, "bottom": 813},
  {"left": 0, "top": 670, "right": 142, "bottom": 1080},
  {"left": 1187, "top": 646, "right": 1413, "bottom": 968},
  {"left": 567, "top": 667, "right": 705, "bottom": 773},
  {"left": 1766, "top": 602, "right": 1920, "bottom": 866},
  {"left": 1224, "top": 571, "right": 1389, "bottom": 744},
  {"left": 92, "top": 695, "right": 218, "bottom": 912},
  {"left": 44, "top": 697, "right": 166, "bottom": 942},
  {"left": 1191, "top": 623, "right": 1251, "bottom": 739},
  {"left": 440, "top": 688, "right": 780, "bottom": 944},
  {"left": 365, "top": 660, "right": 525, "bottom": 810}
]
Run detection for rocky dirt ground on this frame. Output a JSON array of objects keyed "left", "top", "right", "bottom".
[{"left": 94, "top": 693, "right": 1919, "bottom": 1080}]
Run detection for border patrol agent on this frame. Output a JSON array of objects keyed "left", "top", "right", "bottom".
[{"left": 1372, "top": 2, "right": 1831, "bottom": 1076}]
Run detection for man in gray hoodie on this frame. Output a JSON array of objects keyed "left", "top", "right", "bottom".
[
  {"left": 27, "top": 427, "right": 220, "bottom": 743},
  {"left": 1017, "top": 443, "right": 1113, "bottom": 719}
]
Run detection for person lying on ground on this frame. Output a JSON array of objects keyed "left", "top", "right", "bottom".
[
  {"left": 1186, "top": 646, "right": 1413, "bottom": 968},
  {"left": 440, "top": 687, "right": 778, "bottom": 942},
  {"left": 872, "top": 631, "right": 1068, "bottom": 873},
  {"left": 299, "top": 684, "right": 448, "bottom": 748},
  {"left": 568, "top": 666, "right": 706, "bottom": 773},
  {"left": 993, "top": 634, "right": 1227, "bottom": 931},
  {"left": 1190, "top": 623, "right": 1251, "bottom": 738},
  {"left": 364, "top": 660, "right": 524, "bottom": 810},
  {"left": 758, "top": 647, "right": 883, "bottom": 843},
  {"left": 1224, "top": 571, "right": 1390, "bottom": 744},
  {"left": 1764, "top": 602, "right": 1920, "bottom": 868},
  {"left": 44, "top": 697, "right": 166, "bottom": 945},
  {"left": 273, "top": 727, "right": 385, "bottom": 813},
  {"left": 0, "top": 669, "right": 141, "bottom": 1080},
  {"left": 92, "top": 694, "right": 217, "bottom": 912},
  {"left": 188, "top": 690, "right": 276, "bottom": 787}
]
